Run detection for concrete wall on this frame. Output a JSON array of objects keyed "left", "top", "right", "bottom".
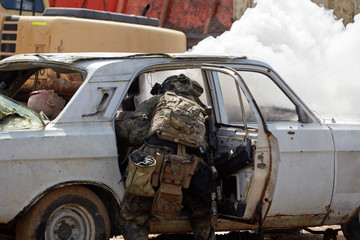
[
  {"left": 234, "top": 0, "right": 360, "bottom": 25},
  {"left": 313, "top": 0, "right": 360, "bottom": 25},
  {"left": 233, "top": 0, "right": 256, "bottom": 20}
]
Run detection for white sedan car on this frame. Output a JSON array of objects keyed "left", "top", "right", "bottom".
[{"left": 0, "top": 53, "right": 359, "bottom": 240}]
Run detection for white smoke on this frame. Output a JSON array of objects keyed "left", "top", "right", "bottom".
[{"left": 189, "top": 0, "right": 360, "bottom": 119}]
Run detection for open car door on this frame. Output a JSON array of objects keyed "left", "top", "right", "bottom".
[
  {"left": 201, "top": 65, "right": 273, "bottom": 224},
  {"left": 203, "top": 63, "right": 335, "bottom": 229}
]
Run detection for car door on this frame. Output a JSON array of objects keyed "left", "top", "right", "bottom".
[
  {"left": 202, "top": 65, "right": 273, "bottom": 222},
  {"left": 234, "top": 69, "right": 335, "bottom": 227},
  {"left": 326, "top": 122, "right": 360, "bottom": 224},
  {"left": 203, "top": 64, "right": 335, "bottom": 227}
]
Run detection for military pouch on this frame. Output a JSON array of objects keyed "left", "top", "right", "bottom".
[
  {"left": 151, "top": 153, "right": 198, "bottom": 220},
  {"left": 125, "top": 151, "right": 156, "bottom": 197},
  {"left": 151, "top": 183, "right": 183, "bottom": 220},
  {"left": 160, "top": 154, "right": 198, "bottom": 188}
]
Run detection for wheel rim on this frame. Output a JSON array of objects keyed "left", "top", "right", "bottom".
[{"left": 45, "top": 204, "right": 96, "bottom": 240}]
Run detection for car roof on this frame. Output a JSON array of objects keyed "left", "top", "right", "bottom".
[
  {"left": 0, "top": 52, "right": 271, "bottom": 69},
  {"left": 0, "top": 52, "right": 273, "bottom": 97}
]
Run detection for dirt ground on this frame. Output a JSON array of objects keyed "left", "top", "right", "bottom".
[{"left": 111, "top": 225, "right": 346, "bottom": 240}]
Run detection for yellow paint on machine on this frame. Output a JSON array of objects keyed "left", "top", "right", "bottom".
[
  {"left": 3, "top": 16, "right": 186, "bottom": 55},
  {"left": 32, "top": 22, "right": 47, "bottom": 26}
]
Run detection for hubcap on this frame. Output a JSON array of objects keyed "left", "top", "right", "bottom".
[
  {"left": 57, "top": 222, "right": 72, "bottom": 239},
  {"left": 45, "top": 204, "right": 95, "bottom": 240}
]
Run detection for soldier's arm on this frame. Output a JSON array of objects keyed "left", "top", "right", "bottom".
[{"left": 133, "top": 95, "right": 158, "bottom": 119}]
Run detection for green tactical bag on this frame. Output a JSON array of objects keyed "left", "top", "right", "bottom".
[
  {"left": 125, "top": 151, "right": 156, "bottom": 197},
  {"left": 149, "top": 91, "right": 206, "bottom": 148}
]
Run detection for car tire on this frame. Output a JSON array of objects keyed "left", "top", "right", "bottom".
[
  {"left": 15, "top": 186, "right": 110, "bottom": 240},
  {"left": 342, "top": 208, "right": 360, "bottom": 240}
]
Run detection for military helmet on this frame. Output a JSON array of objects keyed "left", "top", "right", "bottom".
[{"left": 161, "top": 74, "right": 203, "bottom": 97}]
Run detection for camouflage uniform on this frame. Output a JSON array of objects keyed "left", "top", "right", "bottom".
[{"left": 116, "top": 74, "right": 216, "bottom": 240}]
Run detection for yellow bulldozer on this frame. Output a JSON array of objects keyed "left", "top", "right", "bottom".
[{"left": 0, "top": 0, "right": 186, "bottom": 100}]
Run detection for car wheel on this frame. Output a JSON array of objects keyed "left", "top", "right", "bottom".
[
  {"left": 342, "top": 208, "right": 360, "bottom": 240},
  {"left": 15, "top": 186, "right": 110, "bottom": 240}
]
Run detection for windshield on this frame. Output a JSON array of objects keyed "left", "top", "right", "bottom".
[{"left": 0, "top": 94, "right": 44, "bottom": 131}]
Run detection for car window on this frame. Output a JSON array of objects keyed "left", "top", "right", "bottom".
[
  {"left": 1, "top": 0, "right": 45, "bottom": 12},
  {"left": 238, "top": 71, "right": 298, "bottom": 122},
  {"left": 135, "top": 68, "right": 209, "bottom": 107},
  {"left": 1, "top": 67, "right": 84, "bottom": 121},
  {"left": 217, "top": 70, "right": 298, "bottom": 124},
  {"left": 16, "top": 70, "right": 83, "bottom": 102},
  {"left": 217, "top": 72, "right": 255, "bottom": 124}
]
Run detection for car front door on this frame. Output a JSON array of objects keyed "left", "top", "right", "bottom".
[
  {"left": 203, "top": 64, "right": 335, "bottom": 228},
  {"left": 202, "top": 65, "right": 273, "bottom": 223},
  {"left": 235, "top": 69, "right": 335, "bottom": 227}
]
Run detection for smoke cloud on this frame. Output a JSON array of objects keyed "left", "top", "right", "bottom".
[{"left": 189, "top": 0, "right": 360, "bottom": 120}]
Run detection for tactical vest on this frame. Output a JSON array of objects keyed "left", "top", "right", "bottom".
[{"left": 149, "top": 91, "right": 206, "bottom": 148}]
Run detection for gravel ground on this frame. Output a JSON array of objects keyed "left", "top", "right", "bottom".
[{"left": 111, "top": 225, "right": 346, "bottom": 240}]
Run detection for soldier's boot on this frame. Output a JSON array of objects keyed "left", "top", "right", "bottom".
[
  {"left": 183, "top": 192, "right": 217, "bottom": 240},
  {"left": 120, "top": 221, "right": 149, "bottom": 240},
  {"left": 193, "top": 224, "right": 216, "bottom": 240}
]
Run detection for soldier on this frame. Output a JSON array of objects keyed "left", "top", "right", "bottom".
[{"left": 116, "top": 74, "right": 216, "bottom": 240}]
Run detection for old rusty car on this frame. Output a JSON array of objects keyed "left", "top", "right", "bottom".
[{"left": 0, "top": 53, "right": 359, "bottom": 239}]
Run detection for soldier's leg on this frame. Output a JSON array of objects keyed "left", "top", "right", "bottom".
[
  {"left": 183, "top": 191, "right": 216, "bottom": 240},
  {"left": 120, "top": 192, "right": 153, "bottom": 240}
]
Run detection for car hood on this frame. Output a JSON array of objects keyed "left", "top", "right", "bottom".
[{"left": 318, "top": 112, "right": 360, "bottom": 124}]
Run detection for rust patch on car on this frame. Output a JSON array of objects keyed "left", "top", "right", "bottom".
[
  {"left": 150, "top": 218, "right": 258, "bottom": 233},
  {"left": 322, "top": 205, "right": 334, "bottom": 224},
  {"left": 264, "top": 215, "right": 325, "bottom": 229}
]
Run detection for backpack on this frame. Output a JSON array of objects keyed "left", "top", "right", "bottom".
[{"left": 149, "top": 91, "right": 207, "bottom": 148}]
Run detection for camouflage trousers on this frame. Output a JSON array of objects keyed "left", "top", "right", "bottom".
[{"left": 119, "top": 146, "right": 216, "bottom": 240}]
